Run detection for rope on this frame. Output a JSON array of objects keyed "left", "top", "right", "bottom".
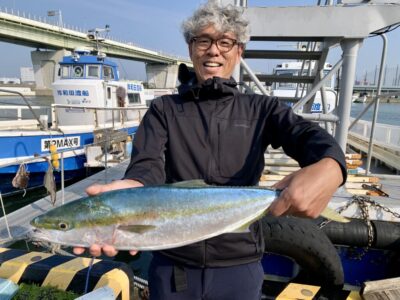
[
  {"left": 0, "top": 192, "right": 12, "bottom": 239},
  {"left": 84, "top": 256, "right": 96, "bottom": 294}
]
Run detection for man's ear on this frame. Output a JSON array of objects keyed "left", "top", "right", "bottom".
[
  {"left": 188, "top": 44, "right": 193, "bottom": 59},
  {"left": 236, "top": 44, "right": 244, "bottom": 64}
]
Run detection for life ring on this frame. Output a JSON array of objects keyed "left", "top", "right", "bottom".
[{"left": 261, "top": 215, "right": 344, "bottom": 286}]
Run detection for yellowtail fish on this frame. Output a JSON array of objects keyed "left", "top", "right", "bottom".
[{"left": 30, "top": 180, "right": 348, "bottom": 251}]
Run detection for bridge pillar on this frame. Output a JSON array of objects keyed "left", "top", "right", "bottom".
[
  {"left": 145, "top": 63, "right": 179, "bottom": 89},
  {"left": 31, "top": 49, "right": 70, "bottom": 95}
]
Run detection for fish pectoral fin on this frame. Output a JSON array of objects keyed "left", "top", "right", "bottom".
[
  {"left": 170, "top": 180, "right": 209, "bottom": 187},
  {"left": 321, "top": 207, "right": 350, "bottom": 223},
  {"left": 117, "top": 224, "right": 156, "bottom": 234}
]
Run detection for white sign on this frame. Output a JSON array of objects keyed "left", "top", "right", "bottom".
[{"left": 41, "top": 136, "right": 81, "bottom": 152}]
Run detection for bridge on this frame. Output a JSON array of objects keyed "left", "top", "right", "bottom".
[{"left": 0, "top": 8, "right": 193, "bottom": 92}]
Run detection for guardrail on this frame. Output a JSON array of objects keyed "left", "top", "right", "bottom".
[
  {"left": 51, "top": 104, "right": 147, "bottom": 129},
  {"left": 349, "top": 117, "right": 400, "bottom": 151}
]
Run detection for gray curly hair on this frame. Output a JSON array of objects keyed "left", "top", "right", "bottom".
[{"left": 182, "top": 0, "right": 250, "bottom": 44}]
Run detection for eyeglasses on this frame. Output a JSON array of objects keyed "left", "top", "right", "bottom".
[{"left": 191, "top": 36, "right": 239, "bottom": 53}]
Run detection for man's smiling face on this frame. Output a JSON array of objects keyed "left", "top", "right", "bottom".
[{"left": 189, "top": 25, "right": 243, "bottom": 84}]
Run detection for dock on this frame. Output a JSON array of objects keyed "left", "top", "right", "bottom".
[
  {"left": 0, "top": 160, "right": 130, "bottom": 246},
  {"left": 347, "top": 132, "right": 400, "bottom": 173}
]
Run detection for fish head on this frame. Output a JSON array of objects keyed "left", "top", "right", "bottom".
[{"left": 30, "top": 213, "right": 76, "bottom": 231}]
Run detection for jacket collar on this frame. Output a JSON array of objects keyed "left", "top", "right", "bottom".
[{"left": 177, "top": 64, "right": 239, "bottom": 101}]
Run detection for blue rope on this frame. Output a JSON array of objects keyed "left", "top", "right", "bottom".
[{"left": 84, "top": 256, "right": 95, "bottom": 294}]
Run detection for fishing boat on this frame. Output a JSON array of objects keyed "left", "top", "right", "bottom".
[
  {"left": 0, "top": 48, "right": 151, "bottom": 196},
  {"left": 270, "top": 61, "right": 337, "bottom": 113}
]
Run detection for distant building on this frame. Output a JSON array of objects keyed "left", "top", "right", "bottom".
[
  {"left": 0, "top": 77, "right": 21, "bottom": 84},
  {"left": 20, "top": 67, "right": 35, "bottom": 83}
]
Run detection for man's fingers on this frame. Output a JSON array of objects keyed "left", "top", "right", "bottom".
[
  {"left": 268, "top": 196, "right": 291, "bottom": 217},
  {"left": 103, "top": 245, "right": 119, "bottom": 257},
  {"left": 73, "top": 247, "right": 85, "bottom": 255},
  {"left": 89, "top": 244, "right": 102, "bottom": 257},
  {"left": 85, "top": 184, "right": 104, "bottom": 196},
  {"left": 129, "top": 250, "right": 138, "bottom": 256}
]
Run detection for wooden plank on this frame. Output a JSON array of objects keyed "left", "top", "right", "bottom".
[
  {"left": 347, "top": 175, "right": 380, "bottom": 183},
  {"left": 345, "top": 153, "right": 362, "bottom": 159},
  {"left": 362, "top": 277, "right": 400, "bottom": 300},
  {"left": 264, "top": 158, "right": 299, "bottom": 166}
]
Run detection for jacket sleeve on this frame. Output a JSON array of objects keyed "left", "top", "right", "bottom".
[
  {"left": 265, "top": 97, "right": 347, "bottom": 185},
  {"left": 123, "top": 97, "right": 167, "bottom": 185}
]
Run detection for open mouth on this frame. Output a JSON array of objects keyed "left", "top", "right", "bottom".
[{"left": 203, "top": 62, "right": 222, "bottom": 67}]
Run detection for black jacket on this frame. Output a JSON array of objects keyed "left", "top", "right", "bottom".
[{"left": 124, "top": 76, "right": 347, "bottom": 267}]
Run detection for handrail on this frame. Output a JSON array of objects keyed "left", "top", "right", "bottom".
[
  {"left": 51, "top": 103, "right": 147, "bottom": 129},
  {"left": 0, "top": 89, "right": 45, "bottom": 130},
  {"left": 365, "top": 34, "right": 387, "bottom": 174}
]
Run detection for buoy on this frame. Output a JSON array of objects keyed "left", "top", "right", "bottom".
[{"left": 49, "top": 144, "right": 60, "bottom": 170}]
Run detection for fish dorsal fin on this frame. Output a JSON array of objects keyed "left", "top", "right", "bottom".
[
  {"left": 117, "top": 224, "right": 156, "bottom": 234},
  {"left": 321, "top": 207, "right": 350, "bottom": 223},
  {"left": 170, "top": 180, "right": 209, "bottom": 188}
]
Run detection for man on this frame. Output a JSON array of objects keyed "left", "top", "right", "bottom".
[{"left": 74, "top": 1, "right": 346, "bottom": 299}]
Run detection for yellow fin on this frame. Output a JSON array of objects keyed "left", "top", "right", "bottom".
[
  {"left": 321, "top": 207, "right": 350, "bottom": 223},
  {"left": 118, "top": 224, "right": 156, "bottom": 234}
]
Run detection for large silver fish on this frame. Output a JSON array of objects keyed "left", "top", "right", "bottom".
[{"left": 30, "top": 180, "right": 348, "bottom": 250}]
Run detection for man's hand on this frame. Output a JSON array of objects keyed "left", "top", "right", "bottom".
[
  {"left": 269, "top": 157, "right": 343, "bottom": 218},
  {"left": 72, "top": 179, "right": 143, "bottom": 257}
]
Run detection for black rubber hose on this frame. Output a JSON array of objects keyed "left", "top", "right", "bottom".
[{"left": 262, "top": 215, "right": 344, "bottom": 286}]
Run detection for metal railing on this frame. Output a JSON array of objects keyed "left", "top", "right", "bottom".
[{"left": 50, "top": 104, "right": 147, "bottom": 129}]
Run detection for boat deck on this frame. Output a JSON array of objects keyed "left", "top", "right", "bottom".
[{"left": 0, "top": 160, "right": 129, "bottom": 246}]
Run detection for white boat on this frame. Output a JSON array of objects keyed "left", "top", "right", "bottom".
[
  {"left": 271, "top": 61, "right": 337, "bottom": 113},
  {"left": 0, "top": 49, "right": 152, "bottom": 195}
]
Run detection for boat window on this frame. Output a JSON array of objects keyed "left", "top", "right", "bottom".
[
  {"left": 61, "top": 66, "right": 70, "bottom": 78},
  {"left": 72, "top": 65, "right": 84, "bottom": 78},
  {"left": 276, "top": 70, "right": 298, "bottom": 89},
  {"left": 87, "top": 65, "right": 100, "bottom": 78},
  {"left": 103, "top": 66, "right": 114, "bottom": 80},
  {"left": 128, "top": 93, "right": 141, "bottom": 104},
  {"left": 107, "top": 87, "right": 111, "bottom": 99}
]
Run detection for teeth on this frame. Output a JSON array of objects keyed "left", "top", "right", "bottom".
[{"left": 204, "top": 62, "right": 221, "bottom": 67}]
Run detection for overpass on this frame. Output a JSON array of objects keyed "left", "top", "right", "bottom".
[{"left": 0, "top": 8, "right": 193, "bottom": 91}]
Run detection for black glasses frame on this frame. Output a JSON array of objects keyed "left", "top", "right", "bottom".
[{"left": 191, "top": 36, "right": 239, "bottom": 53}]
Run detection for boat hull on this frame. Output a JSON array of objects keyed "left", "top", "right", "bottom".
[{"left": 0, "top": 126, "right": 138, "bottom": 195}]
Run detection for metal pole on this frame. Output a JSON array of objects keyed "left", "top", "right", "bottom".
[
  {"left": 240, "top": 58, "right": 270, "bottom": 96},
  {"left": 334, "top": 39, "right": 362, "bottom": 151},
  {"left": 365, "top": 34, "right": 387, "bottom": 175},
  {"left": 61, "top": 152, "right": 65, "bottom": 205},
  {"left": 0, "top": 193, "right": 12, "bottom": 239}
]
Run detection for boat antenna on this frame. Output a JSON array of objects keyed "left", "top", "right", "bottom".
[{"left": 87, "top": 25, "right": 110, "bottom": 58}]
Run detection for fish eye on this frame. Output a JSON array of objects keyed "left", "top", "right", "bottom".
[{"left": 58, "top": 222, "right": 69, "bottom": 231}]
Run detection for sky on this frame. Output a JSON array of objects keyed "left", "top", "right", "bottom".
[{"left": 0, "top": 0, "right": 399, "bottom": 83}]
